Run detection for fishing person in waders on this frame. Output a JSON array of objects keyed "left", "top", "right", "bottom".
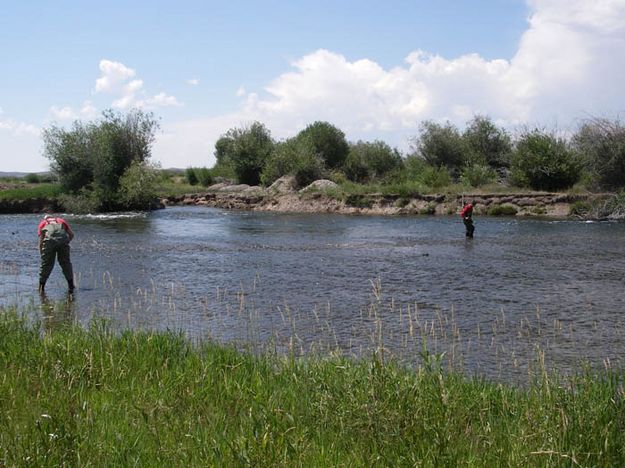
[
  {"left": 38, "top": 214, "right": 75, "bottom": 294},
  {"left": 460, "top": 202, "right": 475, "bottom": 238}
]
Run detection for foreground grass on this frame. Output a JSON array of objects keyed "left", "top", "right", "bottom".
[
  {"left": 1, "top": 310, "right": 624, "bottom": 466},
  {"left": 0, "top": 183, "right": 62, "bottom": 201}
]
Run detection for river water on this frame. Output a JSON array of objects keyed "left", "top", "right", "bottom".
[{"left": 2, "top": 206, "right": 624, "bottom": 381}]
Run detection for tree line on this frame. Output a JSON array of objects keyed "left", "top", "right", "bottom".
[
  {"left": 197, "top": 116, "right": 625, "bottom": 192},
  {"left": 42, "top": 110, "right": 625, "bottom": 212}
]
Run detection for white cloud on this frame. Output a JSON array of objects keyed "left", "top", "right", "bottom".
[
  {"left": 153, "top": 0, "right": 625, "bottom": 169},
  {"left": 95, "top": 59, "right": 180, "bottom": 110},
  {"left": 0, "top": 117, "right": 39, "bottom": 137},
  {"left": 49, "top": 100, "right": 99, "bottom": 121},
  {"left": 187, "top": 78, "right": 200, "bottom": 86},
  {"left": 95, "top": 59, "right": 137, "bottom": 94},
  {"left": 145, "top": 92, "right": 182, "bottom": 108},
  {"left": 0, "top": 114, "right": 44, "bottom": 171}
]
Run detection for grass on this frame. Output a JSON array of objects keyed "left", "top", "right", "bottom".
[
  {"left": 1, "top": 307, "right": 625, "bottom": 466},
  {"left": 0, "top": 183, "right": 62, "bottom": 201}
]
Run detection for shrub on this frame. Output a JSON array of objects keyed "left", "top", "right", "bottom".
[
  {"left": 195, "top": 167, "right": 213, "bottom": 187},
  {"left": 214, "top": 122, "right": 274, "bottom": 185},
  {"left": 488, "top": 204, "right": 518, "bottom": 216},
  {"left": 345, "top": 194, "right": 373, "bottom": 208},
  {"left": 573, "top": 118, "right": 625, "bottom": 190},
  {"left": 293, "top": 152, "right": 325, "bottom": 188},
  {"left": 185, "top": 168, "right": 198, "bottom": 185},
  {"left": 118, "top": 161, "right": 159, "bottom": 209},
  {"left": 463, "top": 115, "right": 512, "bottom": 168},
  {"left": 296, "top": 121, "right": 349, "bottom": 169},
  {"left": 419, "top": 166, "right": 452, "bottom": 190},
  {"left": 261, "top": 137, "right": 322, "bottom": 187},
  {"left": 345, "top": 141, "right": 402, "bottom": 182},
  {"left": 411, "top": 121, "right": 468, "bottom": 171},
  {"left": 460, "top": 164, "right": 497, "bottom": 187},
  {"left": 510, "top": 129, "right": 582, "bottom": 191},
  {"left": 24, "top": 173, "right": 41, "bottom": 184},
  {"left": 569, "top": 201, "right": 592, "bottom": 217}
]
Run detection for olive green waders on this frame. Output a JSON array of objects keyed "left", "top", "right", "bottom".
[{"left": 39, "top": 222, "right": 74, "bottom": 291}]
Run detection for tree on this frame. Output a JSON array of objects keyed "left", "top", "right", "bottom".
[
  {"left": 214, "top": 122, "right": 273, "bottom": 185},
  {"left": 344, "top": 141, "right": 402, "bottom": 182},
  {"left": 463, "top": 115, "right": 512, "bottom": 168},
  {"left": 296, "top": 121, "right": 349, "bottom": 169},
  {"left": 510, "top": 129, "right": 582, "bottom": 191},
  {"left": 573, "top": 118, "right": 625, "bottom": 190},
  {"left": 412, "top": 121, "right": 467, "bottom": 171},
  {"left": 42, "top": 109, "right": 160, "bottom": 211}
]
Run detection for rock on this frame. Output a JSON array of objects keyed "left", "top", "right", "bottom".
[
  {"left": 268, "top": 176, "right": 297, "bottom": 194},
  {"left": 300, "top": 179, "right": 338, "bottom": 192},
  {"left": 223, "top": 184, "right": 251, "bottom": 192},
  {"left": 243, "top": 185, "right": 265, "bottom": 194},
  {"left": 208, "top": 182, "right": 230, "bottom": 191}
]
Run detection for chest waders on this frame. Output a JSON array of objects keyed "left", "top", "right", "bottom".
[
  {"left": 39, "top": 221, "right": 74, "bottom": 291},
  {"left": 463, "top": 216, "right": 475, "bottom": 238}
]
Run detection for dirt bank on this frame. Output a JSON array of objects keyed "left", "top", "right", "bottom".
[{"left": 160, "top": 189, "right": 605, "bottom": 218}]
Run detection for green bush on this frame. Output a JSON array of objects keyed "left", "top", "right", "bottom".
[
  {"left": 214, "top": 122, "right": 274, "bottom": 185},
  {"left": 411, "top": 121, "right": 467, "bottom": 171},
  {"left": 573, "top": 118, "right": 625, "bottom": 190},
  {"left": 510, "top": 129, "right": 582, "bottom": 191},
  {"left": 488, "top": 204, "right": 518, "bottom": 216},
  {"left": 118, "top": 161, "right": 159, "bottom": 209},
  {"left": 460, "top": 164, "right": 497, "bottom": 187},
  {"left": 24, "top": 173, "right": 41, "bottom": 184},
  {"left": 185, "top": 168, "right": 198, "bottom": 186},
  {"left": 296, "top": 121, "right": 349, "bottom": 169},
  {"left": 569, "top": 200, "right": 592, "bottom": 217},
  {"left": 345, "top": 140, "right": 402, "bottom": 182},
  {"left": 345, "top": 194, "right": 373, "bottom": 208},
  {"left": 419, "top": 166, "right": 451, "bottom": 189},
  {"left": 261, "top": 137, "right": 322, "bottom": 187},
  {"left": 463, "top": 115, "right": 512, "bottom": 168},
  {"left": 195, "top": 167, "right": 213, "bottom": 187}
]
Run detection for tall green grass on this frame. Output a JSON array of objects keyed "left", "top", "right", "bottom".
[
  {"left": 1, "top": 308, "right": 624, "bottom": 466},
  {"left": 0, "top": 184, "right": 62, "bottom": 201}
]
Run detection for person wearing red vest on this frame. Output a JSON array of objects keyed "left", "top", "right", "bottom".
[
  {"left": 37, "top": 214, "right": 75, "bottom": 294},
  {"left": 460, "top": 202, "right": 475, "bottom": 238}
]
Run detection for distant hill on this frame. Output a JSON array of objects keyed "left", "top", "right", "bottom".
[{"left": 0, "top": 171, "right": 51, "bottom": 178}]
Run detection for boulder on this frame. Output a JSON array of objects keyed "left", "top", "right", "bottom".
[
  {"left": 300, "top": 179, "right": 338, "bottom": 192},
  {"left": 268, "top": 176, "right": 297, "bottom": 194}
]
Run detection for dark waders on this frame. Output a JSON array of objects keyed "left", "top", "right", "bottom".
[
  {"left": 463, "top": 216, "right": 474, "bottom": 238},
  {"left": 39, "top": 224, "right": 74, "bottom": 291}
]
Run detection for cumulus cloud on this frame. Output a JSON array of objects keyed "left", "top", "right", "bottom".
[
  {"left": 0, "top": 117, "right": 39, "bottom": 137},
  {"left": 153, "top": 0, "right": 625, "bottom": 168},
  {"left": 95, "top": 59, "right": 181, "bottom": 110},
  {"left": 49, "top": 100, "right": 99, "bottom": 121}
]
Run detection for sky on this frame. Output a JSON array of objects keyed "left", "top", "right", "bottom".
[{"left": 1, "top": 0, "right": 625, "bottom": 172}]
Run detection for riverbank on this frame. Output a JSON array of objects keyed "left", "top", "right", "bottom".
[
  {"left": 0, "top": 177, "right": 613, "bottom": 218},
  {"left": 1, "top": 308, "right": 623, "bottom": 466},
  {"left": 160, "top": 179, "right": 609, "bottom": 218}
]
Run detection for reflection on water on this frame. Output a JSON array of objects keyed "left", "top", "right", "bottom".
[{"left": 1, "top": 207, "right": 625, "bottom": 381}]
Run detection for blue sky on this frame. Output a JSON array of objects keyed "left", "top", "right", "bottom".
[{"left": 1, "top": 0, "right": 624, "bottom": 172}]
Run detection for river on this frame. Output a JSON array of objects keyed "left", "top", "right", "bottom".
[{"left": 2, "top": 206, "right": 624, "bottom": 381}]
